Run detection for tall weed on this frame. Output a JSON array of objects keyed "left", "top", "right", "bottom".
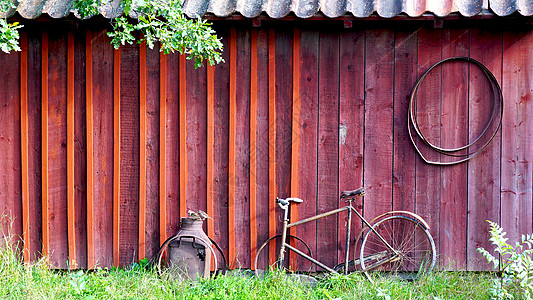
[{"left": 478, "top": 220, "right": 533, "bottom": 299}]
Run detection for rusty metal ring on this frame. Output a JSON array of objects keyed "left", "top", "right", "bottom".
[
  {"left": 408, "top": 57, "right": 503, "bottom": 165},
  {"left": 208, "top": 237, "right": 227, "bottom": 276}
]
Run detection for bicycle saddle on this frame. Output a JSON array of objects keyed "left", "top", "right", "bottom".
[
  {"left": 276, "top": 197, "right": 303, "bottom": 207},
  {"left": 340, "top": 187, "right": 365, "bottom": 198}
]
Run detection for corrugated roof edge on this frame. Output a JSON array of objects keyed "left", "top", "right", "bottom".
[{"left": 1, "top": 0, "right": 532, "bottom": 20}]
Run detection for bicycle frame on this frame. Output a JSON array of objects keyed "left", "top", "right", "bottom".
[{"left": 276, "top": 199, "right": 399, "bottom": 275}]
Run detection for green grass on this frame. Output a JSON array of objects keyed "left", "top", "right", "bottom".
[{"left": 0, "top": 238, "right": 505, "bottom": 299}]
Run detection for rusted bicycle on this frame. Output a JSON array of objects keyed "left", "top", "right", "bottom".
[{"left": 254, "top": 187, "right": 436, "bottom": 281}]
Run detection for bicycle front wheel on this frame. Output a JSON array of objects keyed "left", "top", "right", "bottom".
[{"left": 359, "top": 215, "right": 436, "bottom": 280}]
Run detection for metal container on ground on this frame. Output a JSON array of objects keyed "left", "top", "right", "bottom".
[{"left": 167, "top": 217, "right": 212, "bottom": 280}]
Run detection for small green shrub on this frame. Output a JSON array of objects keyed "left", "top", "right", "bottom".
[{"left": 477, "top": 220, "right": 533, "bottom": 299}]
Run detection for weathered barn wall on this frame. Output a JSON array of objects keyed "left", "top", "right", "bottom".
[{"left": 0, "top": 19, "right": 531, "bottom": 271}]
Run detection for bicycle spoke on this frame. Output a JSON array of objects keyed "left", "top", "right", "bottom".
[{"left": 397, "top": 223, "right": 417, "bottom": 250}]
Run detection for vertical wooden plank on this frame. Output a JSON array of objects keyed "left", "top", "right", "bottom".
[
  {"left": 391, "top": 27, "right": 417, "bottom": 273},
  {"left": 275, "top": 29, "right": 292, "bottom": 226},
  {"left": 440, "top": 28, "right": 469, "bottom": 270},
  {"left": 85, "top": 31, "right": 95, "bottom": 268},
  {"left": 92, "top": 30, "right": 114, "bottom": 268},
  {"left": 41, "top": 31, "right": 50, "bottom": 259},
  {"left": 393, "top": 29, "right": 417, "bottom": 213},
  {"left": 145, "top": 46, "right": 160, "bottom": 259},
  {"left": 249, "top": 29, "right": 258, "bottom": 267},
  {"left": 119, "top": 42, "right": 140, "bottom": 266},
  {"left": 290, "top": 34, "right": 299, "bottom": 195},
  {"left": 235, "top": 28, "right": 251, "bottom": 268},
  {"left": 185, "top": 55, "right": 207, "bottom": 221},
  {"left": 27, "top": 30, "right": 43, "bottom": 263},
  {"left": 206, "top": 56, "right": 216, "bottom": 267},
  {"left": 212, "top": 27, "right": 230, "bottom": 260},
  {"left": 165, "top": 53, "right": 180, "bottom": 239},
  {"left": 467, "top": 27, "right": 502, "bottom": 270},
  {"left": 338, "top": 29, "right": 365, "bottom": 264},
  {"left": 501, "top": 29, "right": 533, "bottom": 245},
  {"left": 416, "top": 27, "right": 442, "bottom": 266},
  {"left": 159, "top": 52, "right": 167, "bottom": 246},
  {"left": 20, "top": 32, "right": 30, "bottom": 263},
  {"left": 113, "top": 47, "right": 121, "bottom": 267},
  {"left": 268, "top": 28, "right": 277, "bottom": 264},
  {"left": 206, "top": 59, "right": 214, "bottom": 269},
  {"left": 74, "top": 30, "right": 87, "bottom": 269},
  {"left": 295, "top": 29, "right": 319, "bottom": 270},
  {"left": 179, "top": 54, "right": 187, "bottom": 220},
  {"left": 317, "top": 30, "right": 339, "bottom": 267},
  {"left": 289, "top": 28, "right": 300, "bottom": 270},
  {"left": 363, "top": 29, "right": 394, "bottom": 219},
  {"left": 228, "top": 27, "right": 237, "bottom": 267},
  {"left": 254, "top": 27, "right": 271, "bottom": 268},
  {"left": 0, "top": 35, "right": 22, "bottom": 247},
  {"left": 48, "top": 30, "right": 68, "bottom": 268},
  {"left": 139, "top": 42, "right": 147, "bottom": 260},
  {"left": 67, "top": 31, "right": 77, "bottom": 268},
  {"left": 207, "top": 63, "right": 215, "bottom": 238}
]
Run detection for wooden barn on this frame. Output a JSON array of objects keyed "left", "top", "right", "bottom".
[{"left": 0, "top": 0, "right": 531, "bottom": 271}]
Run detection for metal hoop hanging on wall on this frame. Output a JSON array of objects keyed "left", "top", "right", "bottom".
[{"left": 408, "top": 57, "right": 503, "bottom": 166}]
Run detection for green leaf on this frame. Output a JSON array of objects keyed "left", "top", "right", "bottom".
[{"left": 0, "top": 19, "right": 23, "bottom": 53}]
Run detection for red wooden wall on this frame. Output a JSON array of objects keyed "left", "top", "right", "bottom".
[{"left": 0, "top": 19, "right": 531, "bottom": 271}]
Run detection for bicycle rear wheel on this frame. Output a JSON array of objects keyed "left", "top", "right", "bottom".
[
  {"left": 254, "top": 234, "right": 313, "bottom": 278},
  {"left": 359, "top": 215, "right": 435, "bottom": 280}
]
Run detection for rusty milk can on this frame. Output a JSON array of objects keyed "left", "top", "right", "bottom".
[{"left": 167, "top": 217, "right": 213, "bottom": 279}]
